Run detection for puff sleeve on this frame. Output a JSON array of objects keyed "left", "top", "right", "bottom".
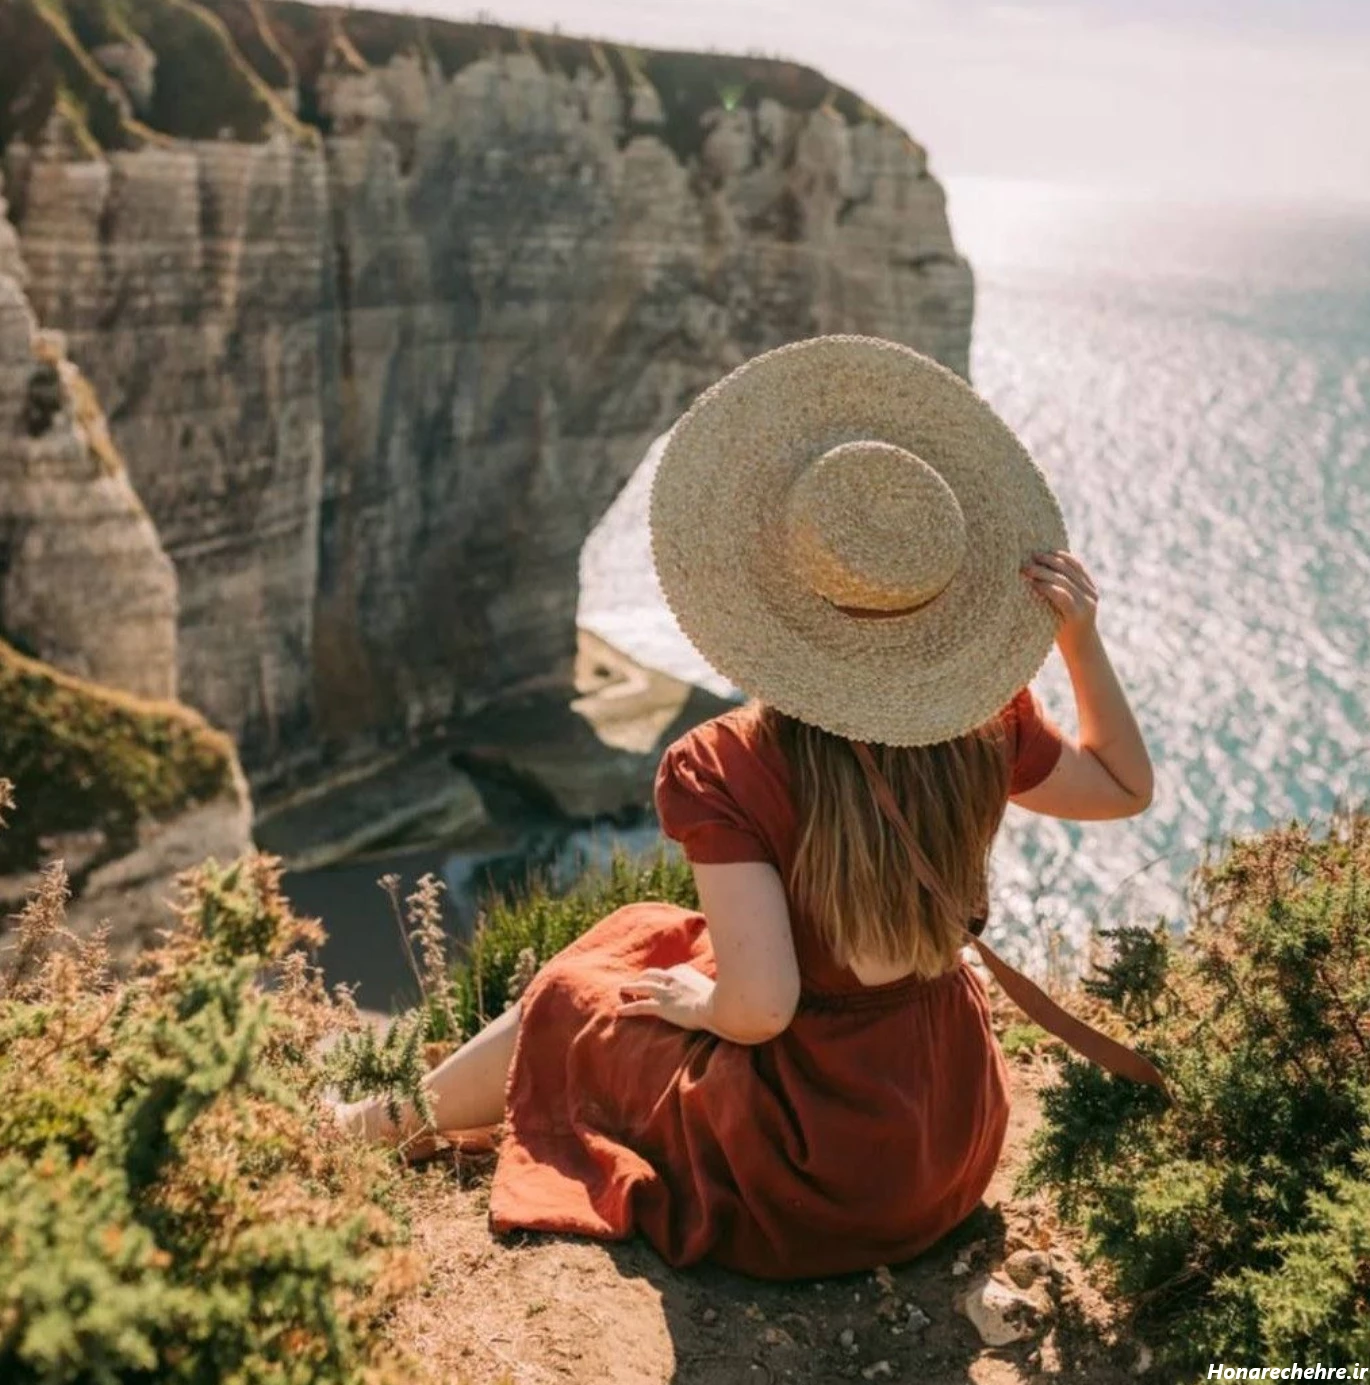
[
  {"left": 1006, "top": 685, "right": 1066, "bottom": 795},
  {"left": 653, "top": 729, "right": 775, "bottom": 866}
]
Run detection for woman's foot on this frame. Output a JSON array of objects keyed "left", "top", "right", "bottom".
[{"left": 327, "top": 1095, "right": 406, "bottom": 1146}]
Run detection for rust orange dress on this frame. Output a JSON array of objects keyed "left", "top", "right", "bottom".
[{"left": 488, "top": 686, "right": 1066, "bottom": 1279}]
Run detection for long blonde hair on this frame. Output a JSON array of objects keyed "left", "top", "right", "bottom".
[{"left": 756, "top": 702, "right": 1011, "bottom": 979}]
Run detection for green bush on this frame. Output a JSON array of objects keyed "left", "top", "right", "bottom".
[
  {"left": 1020, "top": 810, "right": 1370, "bottom": 1376},
  {"left": 0, "top": 779, "right": 424, "bottom": 1384},
  {"left": 452, "top": 845, "right": 698, "bottom": 1035},
  {"left": 325, "top": 843, "right": 699, "bottom": 1118}
]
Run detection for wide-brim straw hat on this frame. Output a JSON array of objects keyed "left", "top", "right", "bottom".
[{"left": 649, "top": 335, "right": 1068, "bottom": 747}]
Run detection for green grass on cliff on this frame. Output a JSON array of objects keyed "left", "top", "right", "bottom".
[
  {"left": 2, "top": 0, "right": 905, "bottom": 164},
  {"left": 0, "top": 639, "right": 236, "bottom": 876},
  {"left": 115, "top": 0, "right": 302, "bottom": 141},
  {"left": 0, "top": 0, "right": 150, "bottom": 154},
  {"left": 0, "top": 0, "right": 305, "bottom": 155}
]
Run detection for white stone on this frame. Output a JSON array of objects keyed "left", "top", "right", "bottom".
[{"left": 957, "top": 1274, "right": 1053, "bottom": 1348}]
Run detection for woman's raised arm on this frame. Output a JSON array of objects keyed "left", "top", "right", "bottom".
[{"left": 1013, "top": 551, "right": 1154, "bottom": 821}]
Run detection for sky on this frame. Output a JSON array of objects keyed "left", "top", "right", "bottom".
[{"left": 319, "top": 0, "right": 1370, "bottom": 203}]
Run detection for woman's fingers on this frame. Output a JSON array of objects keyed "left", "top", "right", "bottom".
[
  {"left": 1029, "top": 550, "right": 1098, "bottom": 597},
  {"left": 1022, "top": 561, "right": 1093, "bottom": 605},
  {"left": 620, "top": 974, "right": 672, "bottom": 994},
  {"left": 1021, "top": 569, "right": 1074, "bottom": 603},
  {"left": 616, "top": 998, "right": 663, "bottom": 1017},
  {"left": 1023, "top": 560, "right": 1083, "bottom": 591}
]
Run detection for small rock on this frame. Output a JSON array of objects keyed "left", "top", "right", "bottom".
[
  {"left": 957, "top": 1273, "right": 1053, "bottom": 1347},
  {"left": 702, "top": 1307, "right": 718, "bottom": 1324},
  {"left": 745, "top": 1302, "right": 765, "bottom": 1322},
  {"left": 838, "top": 1328, "right": 855, "bottom": 1349},
  {"left": 905, "top": 1304, "right": 931, "bottom": 1332},
  {"left": 861, "top": 1363, "right": 893, "bottom": 1381},
  {"left": 1005, "top": 1249, "right": 1055, "bottom": 1288},
  {"left": 875, "top": 1294, "right": 902, "bottom": 1322},
  {"left": 778, "top": 1312, "right": 815, "bottom": 1347},
  {"left": 873, "top": 1265, "right": 896, "bottom": 1295},
  {"left": 951, "top": 1257, "right": 972, "bottom": 1277},
  {"left": 1132, "top": 1344, "right": 1154, "bottom": 1376}
]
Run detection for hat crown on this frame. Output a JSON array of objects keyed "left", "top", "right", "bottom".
[{"left": 783, "top": 440, "right": 967, "bottom": 614}]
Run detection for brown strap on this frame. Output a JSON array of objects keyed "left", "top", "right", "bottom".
[{"left": 850, "top": 742, "right": 1170, "bottom": 1096}]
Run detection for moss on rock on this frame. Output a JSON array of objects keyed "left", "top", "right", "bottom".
[
  {"left": 1, "top": 0, "right": 305, "bottom": 153},
  {"left": 3, "top": 0, "right": 902, "bottom": 161},
  {"left": 115, "top": 0, "right": 300, "bottom": 141},
  {"left": 0, "top": 0, "right": 147, "bottom": 153},
  {"left": 201, "top": 0, "right": 898, "bottom": 157},
  {"left": 0, "top": 639, "right": 237, "bottom": 874}
]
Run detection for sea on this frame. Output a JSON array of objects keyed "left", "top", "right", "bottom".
[
  {"left": 291, "top": 178, "right": 1370, "bottom": 1009},
  {"left": 578, "top": 177, "right": 1370, "bottom": 984}
]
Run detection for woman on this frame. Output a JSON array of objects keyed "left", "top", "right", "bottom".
[{"left": 338, "top": 336, "right": 1163, "bottom": 1280}]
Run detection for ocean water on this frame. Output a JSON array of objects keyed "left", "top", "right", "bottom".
[{"left": 578, "top": 178, "right": 1370, "bottom": 979}]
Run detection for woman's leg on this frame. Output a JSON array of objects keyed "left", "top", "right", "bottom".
[{"left": 340, "top": 1000, "right": 523, "bottom": 1146}]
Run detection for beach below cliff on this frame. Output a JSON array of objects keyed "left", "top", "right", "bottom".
[{"left": 280, "top": 628, "right": 736, "bottom": 1011}]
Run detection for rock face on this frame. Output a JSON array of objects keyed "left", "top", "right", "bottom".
[
  {"left": 0, "top": 0, "right": 973, "bottom": 821},
  {"left": 0, "top": 173, "right": 178, "bottom": 702},
  {"left": 6, "top": 132, "right": 330, "bottom": 768},
  {"left": 0, "top": 162, "right": 250, "bottom": 952}
]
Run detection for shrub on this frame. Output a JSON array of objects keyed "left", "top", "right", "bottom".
[
  {"left": 323, "top": 844, "right": 699, "bottom": 1133},
  {"left": 0, "top": 779, "right": 425, "bottom": 1384},
  {"left": 1020, "top": 809, "right": 1370, "bottom": 1375},
  {"left": 452, "top": 845, "right": 698, "bottom": 1035}
]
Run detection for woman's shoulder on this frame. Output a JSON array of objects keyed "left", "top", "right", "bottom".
[
  {"left": 662, "top": 695, "right": 751, "bottom": 744},
  {"left": 997, "top": 682, "right": 1066, "bottom": 793},
  {"left": 663, "top": 699, "right": 774, "bottom": 769},
  {"left": 653, "top": 700, "right": 784, "bottom": 865}
]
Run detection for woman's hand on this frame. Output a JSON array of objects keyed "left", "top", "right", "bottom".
[
  {"left": 617, "top": 964, "right": 715, "bottom": 1031},
  {"left": 1021, "top": 549, "right": 1098, "bottom": 654}
]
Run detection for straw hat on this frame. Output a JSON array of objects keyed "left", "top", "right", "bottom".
[{"left": 649, "top": 335, "right": 1068, "bottom": 747}]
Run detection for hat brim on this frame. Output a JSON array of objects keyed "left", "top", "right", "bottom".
[{"left": 649, "top": 336, "right": 1068, "bottom": 747}]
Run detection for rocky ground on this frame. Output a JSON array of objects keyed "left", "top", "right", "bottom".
[{"left": 384, "top": 1012, "right": 1153, "bottom": 1385}]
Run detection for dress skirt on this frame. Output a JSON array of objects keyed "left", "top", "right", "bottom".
[{"left": 488, "top": 900, "right": 1011, "bottom": 1280}]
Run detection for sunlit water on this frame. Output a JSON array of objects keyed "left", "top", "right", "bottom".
[{"left": 579, "top": 178, "right": 1370, "bottom": 979}]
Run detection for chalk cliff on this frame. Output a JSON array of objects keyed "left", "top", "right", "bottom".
[
  {"left": 0, "top": 0, "right": 973, "bottom": 840},
  {"left": 0, "top": 172, "right": 177, "bottom": 702},
  {"left": 0, "top": 162, "right": 252, "bottom": 953}
]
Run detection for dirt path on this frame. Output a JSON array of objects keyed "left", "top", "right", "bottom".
[{"left": 386, "top": 1041, "right": 1151, "bottom": 1385}]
